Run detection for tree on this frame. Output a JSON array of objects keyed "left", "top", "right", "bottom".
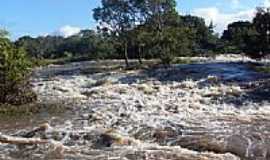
[
  {"left": 129, "top": 26, "right": 152, "bottom": 64},
  {"left": 221, "top": 7, "right": 270, "bottom": 58},
  {"left": 16, "top": 36, "right": 39, "bottom": 58},
  {"left": 153, "top": 26, "right": 194, "bottom": 64},
  {"left": 222, "top": 21, "right": 257, "bottom": 54},
  {"left": 15, "top": 29, "right": 119, "bottom": 61},
  {"left": 253, "top": 7, "right": 270, "bottom": 57},
  {"left": 16, "top": 36, "right": 65, "bottom": 59},
  {"left": 0, "top": 29, "right": 8, "bottom": 38},
  {"left": 180, "top": 15, "right": 218, "bottom": 55},
  {"left": 93, "top": 0, "right": 138, "bottom": 67},
  {"left": 79, "top": 29, "right": 117, "bottom": 59},
  {"left": 134, "top": 0, "right": 181, "bottom": 64},
  {"left": 0, "top": 30, "right": 36, "bottom": 105}
]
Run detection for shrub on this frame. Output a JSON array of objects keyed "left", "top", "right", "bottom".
[{"left": 0, "top": 37, "right": 37, "bottom": 105}]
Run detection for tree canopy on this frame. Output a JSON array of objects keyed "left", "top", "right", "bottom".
[
  {"left": 221, "top": 7, "right": 270, "bottom": 58},
  {"left": 92, "top": 0, "right": 216, "bottom": 64},
  {"left": 11, "top": 4, "right": 270, "bottom": 64}
]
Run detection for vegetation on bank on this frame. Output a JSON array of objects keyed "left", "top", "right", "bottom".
[
  {"left": 0, "top": 30, "right": 37, "bottom": 105},
  {"left": 14, "top": 3, "right": 270, "bottom": 66},
  {"left": 254, "top": 65, "right": 270, "bottom": 73},
  {"left": 221, "top": 8, "right": 270, "bottom": 58},
  {"left": 0, "top": 102, "right": 67, "bottom": 118},
  {"left": 15, "top": 0, "right": 218, "bottom": 65}
]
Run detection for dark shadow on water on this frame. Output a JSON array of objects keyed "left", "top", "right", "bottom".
[
  {"left": 119, "top": 62, "right": 270, "bottom": 84},
  {"left": 118, "top": 62, "right": 270, "bottom": 105},
  {"left": 241, "top": 79, "right": 270, "bottom": 104},
  {"left": 35, "top": 61, "right": 270, "bottom": 105}
]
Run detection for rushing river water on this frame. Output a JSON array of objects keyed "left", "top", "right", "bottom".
[{"left": 0, "top": 60, "right": 270, "bottom": 160}]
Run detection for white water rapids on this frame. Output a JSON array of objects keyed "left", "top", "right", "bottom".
[{"left": 0, "top": 56, "right": 270, "bottom": 160}]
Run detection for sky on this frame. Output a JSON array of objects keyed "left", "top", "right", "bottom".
[{"left": 0, "top": 0, "right": 269, "bottom": 40}]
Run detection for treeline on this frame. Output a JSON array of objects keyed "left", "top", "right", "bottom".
[
  {"left": 15, "top": 0, "right": 220, "bottom": 66},
  {"left": 15, "top": 15, "right": 217, "bottom": 62},
  {"left": 13, "top": 1, "right": 270, "bottom": 66},
  {"left": 221, "top": 8, "right": 270, "bottom": 58},
  {"left": 15, "top": 30, "right": 116, "bottom": 60}
]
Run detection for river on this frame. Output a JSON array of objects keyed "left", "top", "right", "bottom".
[{"left": 0, "top": 58, "right": 270, "bottom": 160}]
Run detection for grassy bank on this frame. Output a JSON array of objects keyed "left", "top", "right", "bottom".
[
  {"left": 0, "top": 103, "right": 66, "bottom": 117},
  {"left": 255, "top": 65, "right": 270, "bottom": 73},
  {"left": 248, "top": 62, "right": 270, "bottom": 73},
  {"left": 32, "top": 56, "right": 92, "bottom": 66},
  {"left": 33, "top": 57, "right": 198, "bottom": 70}
]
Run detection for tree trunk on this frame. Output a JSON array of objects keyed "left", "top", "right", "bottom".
[
  {"left": 124, "top": 41, "right": 129, "bottom": 67},
  {"left": 0, "top": 71, "right": 7, "bottom": 104},
  {"left": 138, "top": 46, "right": 143, "bottom": 65}
]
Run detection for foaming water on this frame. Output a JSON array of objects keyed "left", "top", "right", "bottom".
[{"left": 1, "top": 59, "right": 270, "bottom": 159}]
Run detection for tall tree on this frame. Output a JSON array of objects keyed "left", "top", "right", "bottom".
[
  {"left": 221, "top": 21, "right": 257, "bottom": 54},
  {"left": 93, "top": 0, "right": 137, "bottom": 67},
  {"left": 180, "top": 15, "right": 218, "bottom": 55},
  {"left": 129, "top": 25, "right": 152, "bottom": 64},
  {"left": 253, "top": 7, "right": 270, "bottom": 56},
  {"left": 134, "top": 0, "right": 180, "bottom": 64}
]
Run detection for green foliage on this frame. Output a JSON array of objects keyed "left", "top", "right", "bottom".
[
  {"left": 252, "top": 7, "right": 270, "bottom": 57},
  {"left": 92, "top": 0, "right": 206, "bottom": 65},
  {"left": 180, "top": 15, "right": 218, "bottom": 55},
  {"left": 151, "top": 26, "right": 194, "bottom": 64},
  {"left": 0, "top": 38, "right": 31, "bottom": 82},
  {"left": 0, "top": 32, "right": 36, "bottom": 105},
  {"left": 16, "top": 35, "right": 65, "bottom": 58},
  {"left": 93, "top": 0, "right": 139, "bottom": 66},
  {"left": 130, "top": 0, "right": 188, "bottom": 64},
  {"left": 253, "top": 65, "right": 270, "bottom": 73},
  {"left": 221, "top": 7, "right": 270, "bottom": 58},
  {"left": 222, "top": 21, "right": 258, "bottom": 54},
  {"left": 15, "top": 30, "right": 118, "bottom": 61},
  {"left": 13, "top": 3, "right": 270, "bottom": 63},
  {"left": 0, "top": 29, "right": 9, "bottom": 38},
  {"left": 14, "top": 1, "right": 219, "bottom": 64}
]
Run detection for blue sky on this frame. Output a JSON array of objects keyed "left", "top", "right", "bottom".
[{"left": 0, "top": 0, "right": 268, "bottom": 39}]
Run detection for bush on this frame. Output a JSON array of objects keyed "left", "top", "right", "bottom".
[{"left": 0, "top": 37, "right": 37, "bottom": 105}]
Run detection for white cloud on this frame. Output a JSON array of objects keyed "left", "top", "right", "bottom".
[
  {"left": 53, "top": 25, "right": 81, "bottom": 38},
  {"left": 192, "top": 7, "right": 255, "bottom": 34}
]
